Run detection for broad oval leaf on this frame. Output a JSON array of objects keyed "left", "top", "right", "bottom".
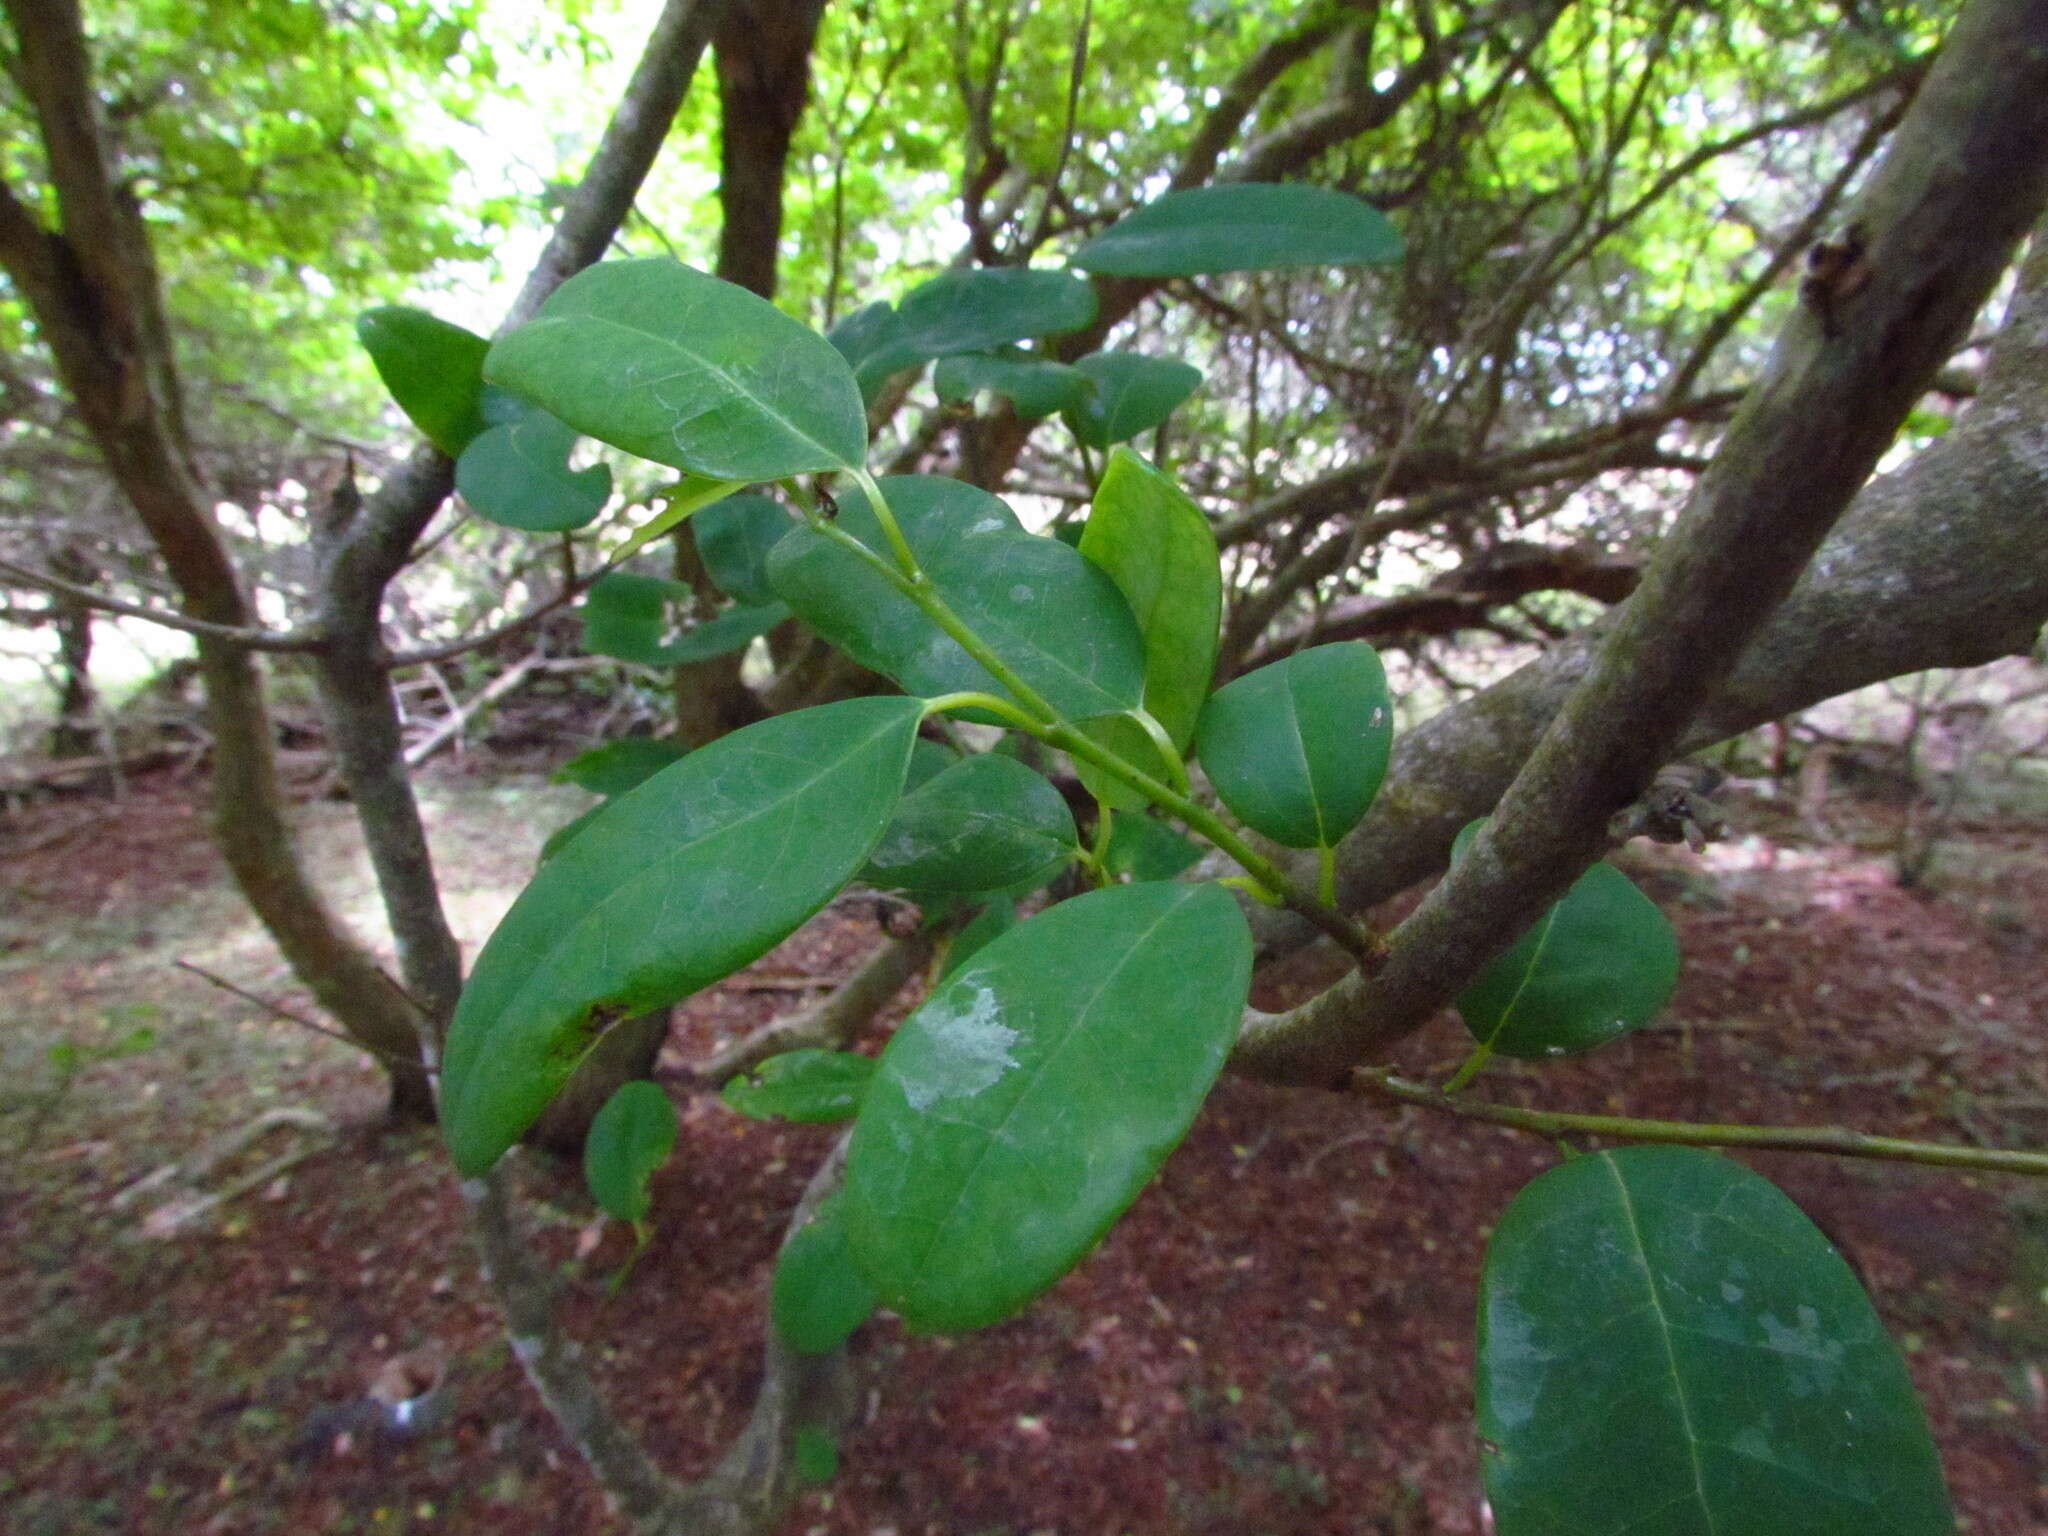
[
  {"left": 441, "top": 696, "right": 924, "bottom": 1175},
  {"left": 552, "top": 737, "right": 689, "bottom": 797},
  {"left": 695, "top": 492, "right": 793, "bottom": 606},
  {"left": 828, "top": 300, "right": 925, "bottom": 403},
  {"left": 767, "top": 476, "right": 1144, "bottom": 722},
  {"left": 844, "top": 882, "right": 1252, "bottom": 1332},
  {"left": 1479, "top": 1147, "right": 1952, "bottom": 1535},
  {"left": 1071, "top": 184, "right": 1403, "bottom": 277},
  {"left": 582, "top": 572, "right": 787, "bottom": 668},
  {"left": 483, "top": 258, "right": 867, "bottom": 479},
  {"left": 893, "top": 267, "right": 1099, "bottom": 358},
  {"left": 773, "top": 1194, "right": 879, "bottom": 1355},
  {"left": 1103, "top": 813, "right": 1203, "bottom": 884},
  {"left": 860, "top": 754, "right": 1077, "bottom": 894},
  {"left": 1195, "top": 643, "right": 1392, "bottom": 849},
  {"left": 356, "top": 306, "right": 490, "bottom": 455},
  {"left": 583, "top": 1080, "right": 677, "bottom": 1224},
  {"left": 455, "top": 412, "right": 611, "bottom": 532},
  {"left": 721, "top": 1049, "right": 877, "bottom": 1124},
  {"left": 1064, "top": 353, "right": 1204, "bottom": 449},
  {"left": 1078, "top": 448, "right": 1221, "bottom": 749},
  {"left": 933, "top": 348, "right": 1094, "bottom": 420}
]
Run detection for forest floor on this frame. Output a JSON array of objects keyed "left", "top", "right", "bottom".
[{"left": 3, "top": 759, "right": 2048, "bottom": 1536}]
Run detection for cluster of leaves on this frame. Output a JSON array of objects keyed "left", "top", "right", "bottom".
[{"left": 368, "top": 183, "right": 1951, "bottom": 1532}]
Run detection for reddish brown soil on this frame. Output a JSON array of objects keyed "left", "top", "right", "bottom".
[{"left": 4, "top": 772, "right": 2046, "bottom": 1535}]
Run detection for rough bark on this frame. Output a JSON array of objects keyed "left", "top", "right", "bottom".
[{"left": 1236, "top": 0, "right": 2048, "bottom": 1081}]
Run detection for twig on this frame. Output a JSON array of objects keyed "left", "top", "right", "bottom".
[
  {"left": 0, "top": 555, "right": 324, "bottom": 652},
  {"left": 401, "top": 654, "right": 540, "bottom": 768},
  {"left": 172, "top": 959, "right": 420, "bottom": 1065}
]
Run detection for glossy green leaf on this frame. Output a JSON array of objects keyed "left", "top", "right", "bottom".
[
  {"left": 903, "top": 738, "right": 960, "bottom": 793},
  {"left": 582, "top": 1080, "right": 676, "bottom": 1224},
  {"left": 455, "top": 412, "right": 611, "bottom": 532},
  {"left": 538, "top": 803, "right": 605, "bottom": 864},
  {"left": 441, "top": 696, "right": 924, "bottom": 1175},
  {"left": 484, "top": 258, "right": 867, "bottom": 479},
  {"left": 721, "top": 1050, "right": 877, "bottom": 1124},
  {"left": 773, "top": 1195, "right": 878, "bottom": 1355},
  {"left": 844, "top": 882, "right": 1252, "bottom": 1332},
  {"left": 1103, "top": 813, "right": 1203, "bottom": 884},
  {"left": 767, "top": 476, "right": 1144, "bottom": 722},
  {"left": 893, "top": 267, "right": 1098, "bottom": 358},
  {"left": 933, "top": 348, "right": 1094, "bottom": 419},
  {"left": 1453, "top": 822, "right": 1680, "bottom": 1059},
  {"left": 695, "top": 493, "right": 792, "bottom": 606},
  {"left": 1071, "top": 711, "right": 1181, "bottom": 813},
  {"left": 860, "top": 754, "right": 1077, "bottom": 893},
  {"left": 1079, "top": 448, "right": 1221, "bottom": 749},
  {"left": 1478, "top": 1147, "right": 1952, "bottom": 1535},
  {"left": 937, "top": 895, "right": 1015, "bottom": 979},
  {"left": 552, "top": 737, "right": 689, "bottom": 797},
  {"left": 581, "top": 572, "right": 786, "bottom": 668},
  {"left": 356, "top": 305, "right": 490, "bottom": 455},
  {"left": 1194, "top": 643, "right": 1392, "bottom": 849},
  {"left": 1071, "top": 184, "right": 1403, "bottom": 277},
  {"left": 1064, "top": 353, "right": 1204, "bottom": 449},
  {"left": 828, "top": 300, "right": 924, "bottom": 403}
]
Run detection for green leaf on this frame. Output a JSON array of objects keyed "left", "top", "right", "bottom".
[
  {"left": 1078, "top": 448, "right": 1220, "bottom": 748},
  {"left": 1478, "top": 1147, "right": 1952, "bottom": 1536},
  {"left": 828, "top": 300, "right": 925, "bottom": 403},
  {"left": 721, "top": 1050, "right": 877, "bottom": 1124},
  {"left": 938, "top": 895, "right": 1015, "bottom": 979},
  {"left": 484, "top": 258, "right": 867, "bottom": 479},
  {"left": 1452, "top": 822, "right": 1680, "bottom": 1059},
  {"left": 539, "top": 803, "right": 606, "bottom": 864},
  {"left": 933, "top": 348, "right": 1094, "bottom": 419},
  {"left": 582, "top": 1080, "right": 677, "bottom": 1224},
  {"left": 860, "top": 754, "right": 1077, "bottom": 894},
  {"left": 773, "top": 1195, "right": 879, "bottom": 1355},
  {"left": 441, "top": 697, "right": 924, "bottom": 1175},
  {"left": 1064, "top": 353, "right": 1204, "bottom": 449},
  {"left": 1194, "top": 643, "right": 1392, "bottom": 849},
  {"left": 1071, "top": 184, "right": 1403, "bottom": 277},
  {"left": 1071, "top": 711, "right": 1181, "bottom": 813},
  {"left": 581, "top": 572, "right": 786, "bottom": 668},
  {"left": 552, "top": 737, "right": 689, "bottom": 797},
  {"left": 844, "top": 882, "right": 1252, "bottom": 1332},
  {"left": 767, "top": 476, "right": 1144, "bottom": 723},
  {"left": 903, "top": 737, "right": 960, "bottom": 793},
  {"left": 455, "top": 412, "right": 612, "bottom": 532},
  {"left": 792, "top": 1426, "right": 840, "bottom": 1485},
  {"left": 695, "top": 493, "right": 793, "bottom": 606},
  {"left": 1103, "top": 814, "right": 1202, "bottom": 884},
  {"left": 610, "top": 474, "right": 750, "bottom": 564},
  {"left": 356, "top": 306, "right": 490, "bottom": 455},
  {"left": 892, "top": 267, "right": 1099, "bottom": 358}
]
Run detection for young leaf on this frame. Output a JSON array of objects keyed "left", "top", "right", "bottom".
[
  {"left": 1103, "top": 814, "right": 1203, "bottom": 884},
  {"left": 483, "top": 258, "right": 867, "bottom": 480},
  {"left": 441, "top": 696, "right": 925, "bottom": 1176},
  {"left": 552, "top": 737, "right": 689, "bottom": 797},
  {"left": 1478, "top": 1147, "right": 1952, "bottom": 1535},
  {"left": 582, "top": 1080, "right": 677, "bottom": 1224},
  {"left": 933, "top": 348, "right": 1095, "bottom": 420},
  {"left": 1452, "top": 822, "right": 1680, "bottom": 1059},
  {"left": 767, "top": 476, "right": 1144, "bottom": 722},
  {"left": 581, "top": 572, "right": 786, "bottom": 668},
  {"left": 844, "top": 882, "right": 1252, "bottom": 1332},
  {"left": 773, "top": 1194, "right": 879, "bottom": 1355},
  {"left": 694, "top": 492, "right": 793, "bottom": 606},
  {"left": 721, "top": 1050, "right": 877, "bottom": 1124},
  {"left": 1078, "top": 448, "right": 1221, "bottom": 749},
  {"left": 1063, "top": 353, "right": 1204, "bottom": 449},
  {"left": 860, "top": 754, "right": 1078, "bottom": 894},
  {"left": 455, "top": 412, "right": 611, "bottom": 532},
  {"left": 356, "top": 306, "right": 490, "bottom": 455},
  {"left": 891, "top": 267, "right": 1099, "bottom": 358},
  {"left": 1071, "top": 184, "right": 1403, "bottom": 277},
  {"left": 1194, "top": 643, "right": 1392, "bottom": 849}
]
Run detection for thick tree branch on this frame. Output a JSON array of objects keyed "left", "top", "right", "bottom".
[{"left": 1236, "top": 0, "right": 2048, "bottom": 1082}]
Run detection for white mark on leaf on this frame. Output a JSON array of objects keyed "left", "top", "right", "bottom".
[{"left": 902, "top": 986, "right": 1019, "bottom": 1110}]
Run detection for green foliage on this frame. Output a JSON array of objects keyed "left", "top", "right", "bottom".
[
  {"left": 721, "top": 1050, "right": 877, "bottom": 1124},
  {"left": 1102, "top": 813, "right": 1204, "bottom": 884},
  {"left": 859, "top": 754, "right": 1078, "bottom": 894},
  {"left": 1195, "top": 643, "right": 1393, "bottom": 850},
  {"left": 355, "top": 307, "right": 491, "bottom": 455},
  {"left": 1478, "top": 1147, "right": 1952, "bottom": 1534},
  {"left": 551, "top": 738, "right": 689, "bottom": 798},
  {"left": 1070, "top": 184, "right": 1404, "bottom": 277},
  {"left": 843, "top": 883, "right": 1252, "bottom": 1332},
  {"left": 1064, "top": 353, "right": 1205, "bottom": 449},
  {"left": 583, "top": 1080, "right": 677, "bottom": 1225},
  {"left": 694, "top": 494, "right": 796, "bottom": 607},
  {"left": 440, "top": 697, "right": 924, "bottom": 1175},
  {"left": 455, "top": 412, "right": 611, "bottom": 532},
  {"left": 580, "top": 573, "right": 787, "bottom": 669},
  {"left": 934, "top": 349, "right": 1094, "bottom": 419},
  {"left": 1451, "top": 821, "right": 1681, "bottom": 1061},
  {"left": 772, "top": 1195, "right": 878, "bottom": 1355}
]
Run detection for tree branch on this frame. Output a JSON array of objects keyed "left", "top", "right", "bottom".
[{"left": 0, "top": 555, "right": 324, "bottom": 651}]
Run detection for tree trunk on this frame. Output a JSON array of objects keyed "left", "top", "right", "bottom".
[{"left": 47, "top": 545, "right": 97, "bottom": 758}]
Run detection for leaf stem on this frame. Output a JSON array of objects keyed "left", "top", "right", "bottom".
[
  {"left": 1316, "top": 844, "right": 1337, "bottom": 909},
  {"left": 1357, "top": 1068, "right": 2048, "bottom": 1177},
  {"left": 849, "top": 466, "right": 922, "bottom": 581},
  {"left": 1442, "top": 1042, "right": 1493, "bottom": 1094}
]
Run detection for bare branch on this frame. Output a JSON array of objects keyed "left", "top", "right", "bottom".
[{"left": 0, "top": 555, "right": 324, "bottom": 651}]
